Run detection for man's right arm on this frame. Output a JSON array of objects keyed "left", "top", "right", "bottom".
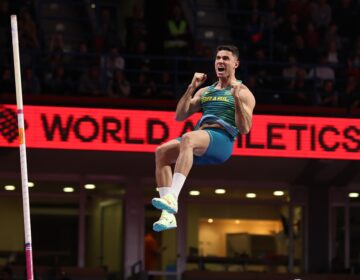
[{"left": 175, "top": 72, "right": 207, "bottom": 121}]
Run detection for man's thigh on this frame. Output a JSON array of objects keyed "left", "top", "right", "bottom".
[
  {"left": 194, "top": 128, "right": 234, "bottom": 165},
  {"left": 181, "top": 130, "right": 211, "bottom": 157},
  {"left": 157, "top": 139, "right": 181, "bottom": 164}
]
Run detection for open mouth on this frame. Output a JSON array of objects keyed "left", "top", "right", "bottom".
[{"left": 217, "top": 67, "right": 225, "bottom": 73}]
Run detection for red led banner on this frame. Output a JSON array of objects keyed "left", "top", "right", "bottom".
[{"left": 0, "top": 105, "right": 359, "bottom": 160}]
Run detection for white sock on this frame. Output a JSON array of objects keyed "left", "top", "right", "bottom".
[
  {"left": 158, "top": 187, "right": 170, "bottom": 198},
  {"left": 170, "top": 172, "right": 186, "bottom": 200}
]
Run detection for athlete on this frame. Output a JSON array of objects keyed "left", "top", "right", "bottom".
[{"left": 151, "top": 45, "right": 256, "bottom": 231}]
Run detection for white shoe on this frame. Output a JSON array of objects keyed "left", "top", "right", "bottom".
[
  {"left": 153, "top": 210, "right": 177, "bottom": 232},
  {"left": 152, "top": 193, "right": 178, "bottom": 214}
]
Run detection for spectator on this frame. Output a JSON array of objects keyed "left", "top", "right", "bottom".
[
  {"left": 245, "top": 11, "right": 265, "bottom": 49},
  {"left": 310, "top": 0, "right": 332, "bottom": 37},
  {"left": 15, "top": 9, "right": 40, "bottom": 69},
  {"left": 282, "top": 55, "right": 300, "bottom": 81},
  {"left": 287, "top": 68, "right": 313, "bottom": 105},
  {"left": 333, "top": 0, "right": 357, "bottom": 44},
  {"left": 132, "top": 71, "right": 156, "bottom": 99},
  {"left": 100, "top": 47, "right": 125, "bottom": 81},
  {"left": 78, "top": 66, "right": 105, "bottom": 96},
  {"left": 22, "top": 68, "right": 41, "bottom": 95},
  {"left": 304, "top": 22, "right": 319, "bottom": 50},
  {"left": 144, "top": 231, "right": 160, "bottom": 273},
  {"left": 94, "top": 8, "right": 119, "bottom": 52},
  {"left": 340, "top": 76, "right": 360, "bottom": 111},
  {"left": 263, "top": 0, "right": 285, "bottom": 36},
  {"left": 326, "top": 40, "right": 341, "bottom": 65},
  {"left": 249, "top": 48, "right": 272, "bottom": 89},
  {"left": 49, "top": 31, "right": 65, "bottom": 53},
  {"left": 130, "top": 40, "right": 152, "bottom": 80},
  {"left": 279, "top": 14, "right": 302, "bottom": 47},
  {"left": 163, "top": 4, "right": 192, "bottom": 55},
  {"left": 246, "top": 75, "right": 259, "bottom": 93},
  {"left": 71, "top": 42, "right": 96, "bottom": 80},
  {"left": 18, "top": 10, "right": 39, "bottom": 49},
  {"left": 48, "top": 51, "right": 64, "bottom": 76},
  {"left": 107, "top": 69, "right": 131, "bottom": 98},
  {"left": 308, "top": 54, "right": 335, "bottom": 86},
  {"left": 286, "top": 0, "right": 311, "bottom": 25},
  {"left": 0, "top": 0, "right": 11, "bottom": 49},
  {"left": 45, "top": 66, "right": 73, "bottom": 95},
  {"left": 317, "top": 79, "right": 338, "bottom": 107},
  {"left": 125, "top": 3, "right": 147, "bottom": 52},
  {"left": 157, "top": 71, "right": 175, "bottom": 99},
  {"left": 325, "top": 23, "right": 342, "bottom": 50},
  {"left": 0, "top": 67, "right": 14, "bottom": 94},
  {"left": 289, "top": 34, "right": 313, "bottom": 63},
  {"left": 346, "top": 45, "right": 360, "bottom": 79}
]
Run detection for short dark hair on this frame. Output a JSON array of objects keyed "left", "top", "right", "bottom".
[{"left": 216, "top": 45, "right": 239, "bottom": 59}]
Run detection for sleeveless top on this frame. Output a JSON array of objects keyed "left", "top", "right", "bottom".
[{"left": 195, "top": 81, "right": 242, "bottom": 140}]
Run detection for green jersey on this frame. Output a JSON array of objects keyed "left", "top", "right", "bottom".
[{"left": 195, "top": 81, "right": 242, "bottom": 139}]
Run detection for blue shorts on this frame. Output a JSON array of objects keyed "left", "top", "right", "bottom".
[{"left": 176, "top": 128, "right": 235, "bottom": 165}]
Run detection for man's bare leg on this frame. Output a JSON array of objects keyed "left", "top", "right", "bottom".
[
  {"left": 173, "top": 130, "right": 210, "bottom": 176},
  {"left": 152, "top": 130, "right": 210, "bottom": 214},
  {"left": 171, "top": 130, "right": 210, "bottom": 198},
  {"left": 155, "top": 139, "right": 180, "bottom": 188},
  {"left": 153, "top": 140, "right": 180, "bottom": 231},
  {"left": 155, "top": 139, "right": 180, "bottom": 199}
]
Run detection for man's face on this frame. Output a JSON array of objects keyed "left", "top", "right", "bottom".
[{"left": 214, "top": 50, "right": 239, "bottom": 78}]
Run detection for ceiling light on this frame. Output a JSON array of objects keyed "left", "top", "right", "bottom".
[
  {"left": 189, "top": 190, "right": 200, "bottom": 196},
  {"left": 4, "top": 185, "right": 15, "bottom": 191},
  {"left": 208, "top": 218, "right": 213, "bottom": 223},
  {"left": 246, "top": 193, "right": 256, "bottom": 198},
  {"left": 273, "top": 190, "right": 284, "bottom": 196},
  {"left": 215, "top": 188, "right": 226, "bottom": 194},
  {"left": 84, "top": 184, "right": 96, "bottom": 190},
  {"left": 63, "top": 187, "right": 74, "bottom": 193},
  {"left": 348, "top": 192, "right": 359, "bottom": 198},
  {"left": 28, "top": 182, "right": 35, "bottom": 188}
]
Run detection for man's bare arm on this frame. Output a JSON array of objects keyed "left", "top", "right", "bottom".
[
  {"left": 175, "top": 73, "right": 207, "bottom": 121},
  {"left": 231, "top": 82, "right": 256, "bottom": 134}
]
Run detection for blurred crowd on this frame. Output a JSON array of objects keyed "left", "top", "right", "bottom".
[
  {"left": 0, "top": 0, "right": 359, "bottom": 112},
  {"left": 226, "top": 0, "right": 360, "bottom": 110}
]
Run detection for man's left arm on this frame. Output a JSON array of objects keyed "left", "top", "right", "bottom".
[{"left": 231, "top": 83, "right": 256, "bottom": 134}]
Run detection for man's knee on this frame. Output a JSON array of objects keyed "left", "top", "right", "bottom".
[
  {"left": 180, "top": 133, "right": 194, "bottom": 149},
  {"left": 155, "top": 144, "right": 167, "bottom": 161},
  {"left": 155, "top": 141, "right": 179, "bottom": 163}
]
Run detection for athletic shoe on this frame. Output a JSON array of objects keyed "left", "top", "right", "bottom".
[
  {"left": 151, "top": 193, "right": 178, "bottom": 214},
  {"left": 153, "top": 210, "right": 177, "bottom": 232}
]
